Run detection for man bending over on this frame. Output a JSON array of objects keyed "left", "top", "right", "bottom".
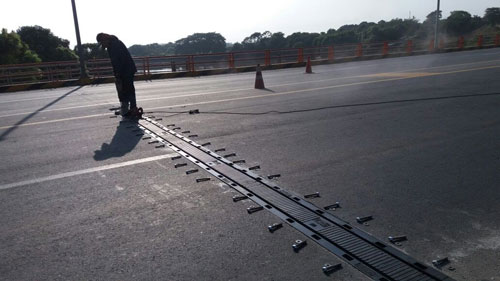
[{"left": 96, "top": 33, "right": 142, "bottom": 118}]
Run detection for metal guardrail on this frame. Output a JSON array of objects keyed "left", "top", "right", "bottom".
[{"left": 1, "top": 34, "right": 499, "bottom": 86}]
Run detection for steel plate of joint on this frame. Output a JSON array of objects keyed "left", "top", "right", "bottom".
[{"left": 137, "top": 117, "right": 456, "bottom": 281}]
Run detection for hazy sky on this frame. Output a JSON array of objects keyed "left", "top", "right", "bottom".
[{"left": 2, "top": 0, "right": 499, "bottom": 47}]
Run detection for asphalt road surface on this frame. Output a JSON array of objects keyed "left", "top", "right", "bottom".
[{"left": 1, "top": 48, "right": 499, "bottom": 281}]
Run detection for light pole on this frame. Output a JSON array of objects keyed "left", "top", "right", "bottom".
[
  {"left": 434, "top": 0, "right": 441, "bottom": 50},
  {"left": 71, "top": 0, "right": 88, "bottom": 79}
]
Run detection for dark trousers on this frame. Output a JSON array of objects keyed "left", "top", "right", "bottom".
[{"left": 115, "top": 75, "right": 137, "bottom": 108}]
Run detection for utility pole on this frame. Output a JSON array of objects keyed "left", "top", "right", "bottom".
[
  {"left": 71, "top": 0, "right": 88, "bottom": 79},
  {"left": 434, "top": 0, "right": 441, "bottom": 50}
]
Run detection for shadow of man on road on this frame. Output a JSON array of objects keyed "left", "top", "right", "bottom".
[{"left": 93, "top": 120, "right": 142, "bottom": 161}]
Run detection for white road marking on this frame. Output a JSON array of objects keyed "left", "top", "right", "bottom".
[
  {"left": 0, "top": 113, "right": 107, "bottom": 129},
  {"left": 0, "top": 153, "right": 178, "bottom": 191},
  {"left": 154, "top": 161, "right": 168, "bottom": 169}
]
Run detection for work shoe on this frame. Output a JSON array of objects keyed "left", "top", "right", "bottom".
[{"left": 123, "top": 107, "right": 143, "bottom": 119}]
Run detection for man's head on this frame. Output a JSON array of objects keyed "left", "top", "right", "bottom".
[{"left": 96, "top": 33, "right": 113, "bottom": 48}]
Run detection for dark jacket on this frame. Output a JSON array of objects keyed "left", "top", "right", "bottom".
[{"left": 107, "top": 36, "right": 137, "bottom": 78}]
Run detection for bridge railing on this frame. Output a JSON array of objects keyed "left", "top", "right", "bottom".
[{"left": 1, "top": 33, "right": 499, "bottom": 86}]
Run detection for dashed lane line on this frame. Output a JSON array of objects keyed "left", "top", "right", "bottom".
[{"left": 0, "top": 153, "right": 179, "bottom": 191}]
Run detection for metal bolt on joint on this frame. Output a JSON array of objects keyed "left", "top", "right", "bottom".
[
  {"left": 304, "top": 192, "right": 320, "bottom": 199},
  {"left": 356, "top": 216, "right": 373, "bottom": 224},
  {"left": 322, "top": 263, "right": 342, "bottom": 274},
  {"left": 247, "top": 206, "right": 264, "bottom": 214},
  {"left": 324, "top": 202, "right": 340, "bottom": 210},
  {"left": 432, "top": 257, "right": 450, "bottom": 268},
  {"left": 268, "top": 223, "right": 283, "bottom": 233},
  {"left": 388, "top": 235, "right": 407, "bottom": 244},
  {"left": 292, "top": 239, "right": 307, "bottom": 252},
  {"left": 232, "top": 195, "right": 247, "bottom": 202}
]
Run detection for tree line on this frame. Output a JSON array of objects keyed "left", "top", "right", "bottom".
[
  {"left": 1, "top": 8, "right": 499, "bottom": 65},
  {"left": 127, "top": 8, "right": 500, "bottom": 55}
]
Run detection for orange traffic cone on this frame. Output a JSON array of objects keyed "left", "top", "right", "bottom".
[
  {"left": 305, "top": 57, "right": 312, "bottom": 74},
  {"left": 255, "top": 64, "right": 265, "bottom": 89}
]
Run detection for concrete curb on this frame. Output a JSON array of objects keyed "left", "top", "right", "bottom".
[{"left": 1, "top": 45, "right": 498, "bottom": 93}]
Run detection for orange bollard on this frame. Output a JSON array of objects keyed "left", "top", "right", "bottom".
[
  {"left": 228, "top": 53, "right": 235, "bottom": 69},
  {"left": 298, "top": 48, "right": 304, "bottom": 63},
  {"left": 305, "top": 57, "right": 312, "bottom": 74},
  {"left": 429, "top": 39, "right": 435, "bottom": 52},
  {"left": 254, "top": 64, "right": 265, "bottom": 89},
  {"left": 406, "top": 40, "right": 413, "bottom": 55},
  {"left": 328, "top": 46, "right": 334, "bottom": 60},
  {"left": 477, "top": 35, "right": 484, "bottom": 48},
  {"left": 356, "top": 43, "right": 363, "bottom": 57},
  {"left": 265, "top": 50, "right": 271, "bottom": 66},
  {"left": 186, "top": 56, "right": 195, "bottom": 72},
  {"left": 382, "top": 42, "right": 389, "bottom": 56},
  {"left": 458, "top": 36, "right": 465, "bottom": 49},
  {"left": 495, "top": 34, "right": 500, "bottom": 47}
]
